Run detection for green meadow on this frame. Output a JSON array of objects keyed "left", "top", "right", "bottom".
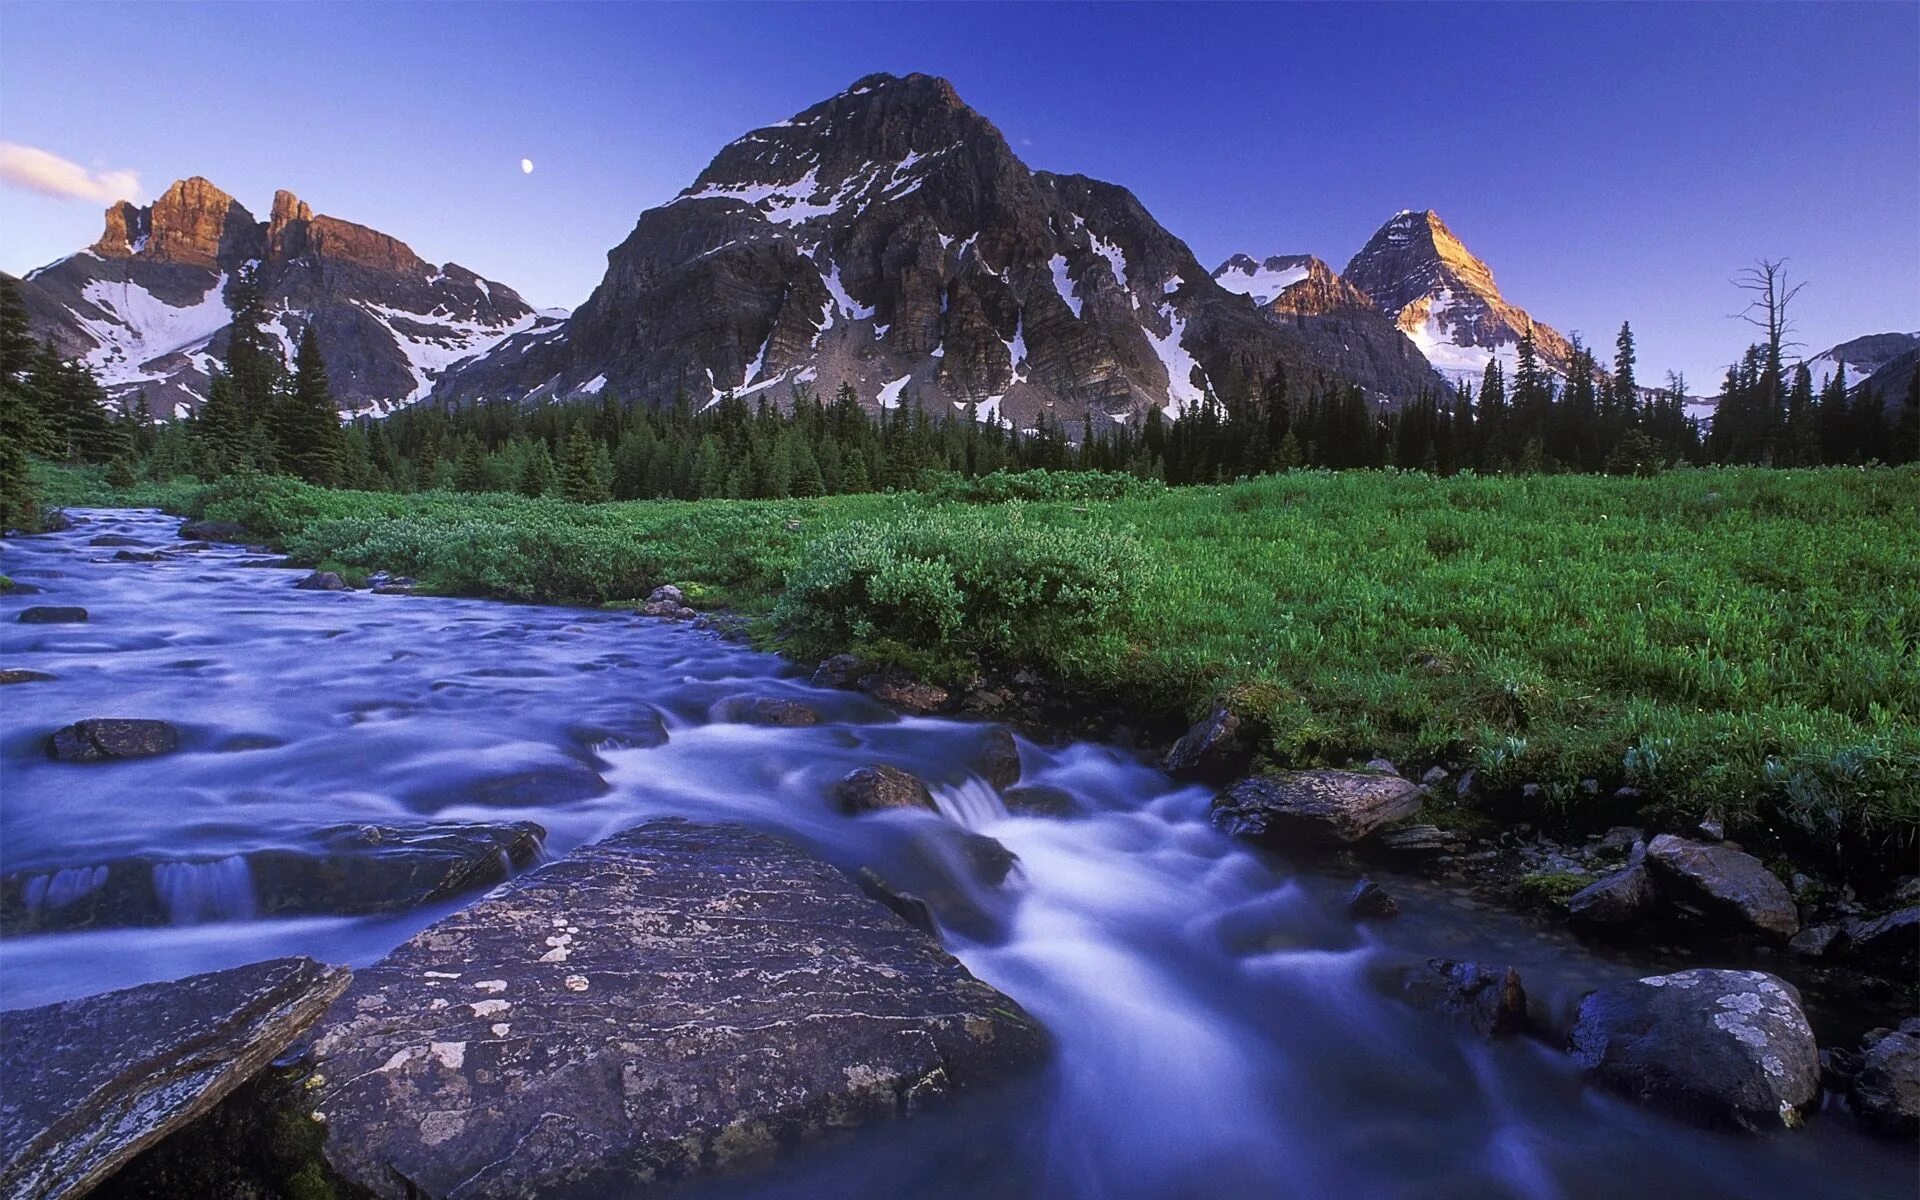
[{"left": 40, "top": 463, "right": 1920, "bottom": 874}]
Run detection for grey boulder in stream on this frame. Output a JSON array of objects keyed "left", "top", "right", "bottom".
[
  {"left": 304, "top": 818, "right": 1046, "bottom": 1198},
  {"left": 0, "top": 957, "right": 351, "bottom": 1200}
]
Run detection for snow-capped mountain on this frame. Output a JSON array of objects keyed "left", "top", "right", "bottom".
[
  {"left": 434, "top": 73, "right": 1444, "bottom": 423},
  {"left": 16, "top": 178, "right": 553, "bottom": 417},
  {"left": 1209, "top": 253, "right": 1440, "bottom": 400},
  {"left": 1796, "top": 332, "right": 1920, "bottom": 389},
  {"left": 1342, "top": 210, "right": 1574, "bottom": 389}
]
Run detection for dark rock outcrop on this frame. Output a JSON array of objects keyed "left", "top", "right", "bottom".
[
  {"left": 974, "top": 726, "right": 1022, "bottom": 790},
  {"left": 46, "top": 718, "right": 180, "bottom": 762},
  {"left": 1213, "top": 769, "right": 1422, "bottom": 846},
  {"left": 1643, "top": 834, "right": 1799, "bottom": 939},
  {"left": 0, "top": 957, "right": 350, "bottom": 1200},
  {"left": 176, "top": 519, "right": 252, "bottom": 543},
  {"left": 1841, "top": 905, "right": 1919, "bottom": 974},
  {"left": 833, "top": 763, "right": 939, "bottom": 814},
  {"left": 860, "top": 670, "right": 949, "bottom": 714},
  {"left": 303, "top": 819, "right": 1044, "bottom": 1199},
  {"left": 1347, "top": 877, "right": 1399, "bottom": 919},
  {"left": 1567, "top": 969, "right": 1819, "bottom": 1131},
  {"left": 0, "top": 668, "right": 55, "bottom": 684},
  {"left": 1566, "top": 862, "right": 1657, "bottom": 928}
]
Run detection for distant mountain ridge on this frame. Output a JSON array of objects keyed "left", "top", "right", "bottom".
[
  {"left": 16, "top": 177, "right": 552, "bottom": 416},
  {"left": 431, "top": 72, "right": 1447, "bottom": 423}
]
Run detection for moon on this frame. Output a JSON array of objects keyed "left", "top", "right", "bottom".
[{"left": 521, "top": 158, "right": 534, "bottom": 175}]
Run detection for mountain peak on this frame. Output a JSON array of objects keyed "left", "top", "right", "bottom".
[
  {"left": 94, "top": 175, "right": 262, "bottom": 267},
  {"left": 1343, "top": 208, "right": 1571, "bottom": 385}
]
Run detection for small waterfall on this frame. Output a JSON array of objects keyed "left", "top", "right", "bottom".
[
  {"left": 931, "top": 777, "right": 1010, "bottom": 830},
  {"left": 21, "top": 865, "right": 110, "bottom": 914},
  {"left": 152, "top": 856, "right": 257, "bottom": 924}
]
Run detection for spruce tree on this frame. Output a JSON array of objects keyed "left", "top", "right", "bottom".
[{"left": 280, "top": 326, "right": 344, "bottom": 484}]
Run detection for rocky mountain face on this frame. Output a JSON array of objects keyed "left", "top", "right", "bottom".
[
  {"left": 17, "top": 178, "right": 551, "bottom": 417},
  {"left": 1210, "top": 253, "right": 1442, "bottom": 402},
  {"left": 435, "top": 73, "right": 1444, "bottom": 423},
  {"left": 1342, "top": 209, "right": 1573, "bottom": 388},
  {"left": 1799, "top": 331, "right": 1920, "bottom": 389}
]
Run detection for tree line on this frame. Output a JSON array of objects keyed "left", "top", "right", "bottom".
[{"left": 3, "top": 271, "right": 1915, "bottom": 531}]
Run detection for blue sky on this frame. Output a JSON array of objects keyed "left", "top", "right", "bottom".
[{"left": 2, "top": 1, "right": 1914, "bottom": 387}]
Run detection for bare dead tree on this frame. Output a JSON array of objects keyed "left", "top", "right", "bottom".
[{"left": 1731, "top": 258, "right": 1807, "bottom": 387}]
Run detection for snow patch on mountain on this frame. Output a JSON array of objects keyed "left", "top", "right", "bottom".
[
  {"left": 1213, "top": 256, "right": 1310, "bottom": 307},
  {"left": 73, "top": 273, "right": 230, "bottom": 386}
]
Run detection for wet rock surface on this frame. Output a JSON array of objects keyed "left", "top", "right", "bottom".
[
  {"left": 716, "top": 694, "right": 823, "bottom": 726},
  {"left": 304, "top": 819, "right": 1045, "bottom": 1199},
  {"left": 1162, "top": 705, "right": 1242, "bottom": 777},
  {"left": 1213, "top": 769, "right": 1422, "bottom": 845},
  {"left": 834, "top": 763, "right": 939, "bottom": 814},
  {"left": 16, "top": 606, "right": 87, "bottom": 624},
  {"left": 1568, "top": 969, "right": 1819, "bottom": 1131},
  {"left": 293, "top": 570, "right": 350, "bottom": 591},
  {"left": 860, "top": 670, "right": 950, "bottom": 714},
  {"left": 46, "top": 718, "right": 180, "bottom": 762},
  {"left": 0, "top": 821, "right": 547, "bottom": 935},
  {"left": 1849, "top": 1020, "right": 1920, "bottom": 1137},
  {"left": 974, "top": 726, "right": 1023, "bottom": 790},
  {"left": 1347, "top": 878, "right": 1400, "bottom": 919},
  {"left": 1644, "top": 835, "right": 1800, "bottom": 939},
  {"left": 1390, "top": 958, "right": 1526, "bottom": 1036},
  {"left": 176, "top": 518, "right": 253, "bottom": 543},
  {"left": 1566, "top": 862, "right": 1656, "bottom": 928},
  {"left": 0, "top": 668, "right": 56, "bottom": 684},
  {"left": 0, "top": 957, "right": 350, "bottom": 1200}
]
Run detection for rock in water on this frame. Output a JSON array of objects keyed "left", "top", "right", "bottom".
[
  {"left": 715, "top": 695, "right": 822, "bottom": 726},
  {"left": 833, "top": 763, "right": 939, "bottom": 814},
  {"left": 0, "top": 957, "right": 350, "bottom": 1200},
  {"left": 1393, "top": 959, "right": 1526, "bottom": 1036},
  {"left": 974, "top": 726, "right": 1023, "bottom": 790},
  {"left": 305, "top": 819, "right": 1045, "bottom": 1198},
  {"left": 1644, "top": 834, "right": 1800, "bottom": 939},
  {"left": 16, "top": 606, "right": 87, "bottom": 624},
  {"left": 1212, "top": 769, "right": 1422, "bottom": 845},
  {"left": 1347, "top": 878, "right": 1400, "bottom": 919},
  {"left": 1567, "top": 968, "right": 1819, "bottom": 1131},
  {"left": 1566, "top": 862, "right": 1656, "bottom": 927},
  {"left": 176, "top": 518, "right": 252, "bottom": 543},
  {"left": 46, "top": 718, "right": 180, "bottom": 762},
  {"left": 293, "top": 570, "right": 350, "bottom": 591},
  {"left": 1162, "top": 705, "right": 1242, "bottom": 777},
  {"left": 1850, "top": 1021, "right": 1920, "bottom": 1137}
]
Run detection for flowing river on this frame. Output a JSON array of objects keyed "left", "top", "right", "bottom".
[{"left": 1, "top": 509, "right": 1909, "bottom": 1200}]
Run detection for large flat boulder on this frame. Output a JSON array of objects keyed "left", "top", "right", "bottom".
[
  {"left": 0, "top": 957, "right": 350, "bottom": 1200},
  {"left": 305, "top": 818, "right": 1045, "bottom": 1198},
  {"left": 1212, "top": 769, "right": 1422, "bottom": 845},
  {"left": 1, "top": 821, "right": 547, "bottom": 936},
  {"left": 1644, "top": 834, "right": 1799, "bottom": 939},
  {"left": 1568, "top": 968, "right": 1818, "bottom": 1131}
]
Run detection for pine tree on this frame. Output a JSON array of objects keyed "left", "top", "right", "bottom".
[
  {"left": 517, "top": 439, "right": 555, "bottom": 497},
  {"left": 279, "top": 326, "right": 344, "bottom": 484}
]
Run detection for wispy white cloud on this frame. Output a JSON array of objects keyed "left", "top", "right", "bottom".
[{"left": 0, "top": 142, "right": 141, "bottom": 204}]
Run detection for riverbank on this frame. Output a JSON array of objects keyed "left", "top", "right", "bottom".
[
  {"left": 33, "top": 462, "right": 1920, "bottom": 890},
  {"left": 4, "top": 506, "right": 1914, "bottom": 1197}
]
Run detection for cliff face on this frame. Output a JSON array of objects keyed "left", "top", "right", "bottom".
[
  {"left": 20, "top": 179, "right": 548, "bottom": 417},
  {"left": 434, "top": 73, "right": 1444, "bottom": 420}
]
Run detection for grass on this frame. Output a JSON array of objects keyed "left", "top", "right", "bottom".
[{"left": 33, "top": 464, "right": 1920, "bottom": 878}]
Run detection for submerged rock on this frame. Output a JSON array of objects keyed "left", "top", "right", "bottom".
[
  {"left": 1213, "top": 769, "right": 1423, "bottom": 846},
  {"left": 304, "top": 819, "right": 1045, "bottom": 1199},
  {"left": 716, "top": 694, "right": 822, "bottom": 726},
  {"left": 0, "top": 957, "right": 350, "bottom": 1200},
  {"left": 1644, "top": 834, "right": 1799, "bottom": 939},
  {"left": 0, "top": 668, "right": 55, "bottom": 685},
  {"left": 46, "top": 718, "right": 180, "bottom": 762},
  {"left": 16, "top": 606, "right": 87, "bottom": 624},
  {"left": 1392, "top": 959, "right": 1526, "bottom": 1036},
  {"left": 1002, "top": 784, "right": 1084, "bottom": 819},
  {"left": 1850, "top": 1020, "right": 1920, "bottom": 1137},
  {"left": 833, "top": 763, "right": 939, "bottom": 814},
  {"left": 1162, "top": 705, "right": 1242, "bottom": 777},
  {"left": 1567, "top": 968, "right": 1819, "bottom": 1131},
  {"left": 0, "top": 821, "right": 548, "bottom": 935}
]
